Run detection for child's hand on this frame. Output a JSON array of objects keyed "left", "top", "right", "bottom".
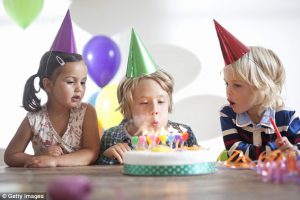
[
  {"left": 276, "top": 136, "right": 294, "bottom": 150},
  {"left": 103, "top": 143, "right": 131, "bottom": 164},
  {"left": 24, "top": 155, "right": 57, "bottom": 168},
  {"left": 43, "top": 145, "right": 64, "bottom": 157}
]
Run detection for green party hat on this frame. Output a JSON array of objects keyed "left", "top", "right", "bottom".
[{"left": 126, "top": 29, "right": 158, "bottom": 77}]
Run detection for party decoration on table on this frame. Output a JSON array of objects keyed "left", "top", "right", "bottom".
[
  {"left": 217, "top": 149, "right": 229, "bottom": 162},
  {"left": 3, "top": 0, "right": 44, "bottom": 29},
  {"left": 218, "top": 150, "right": 256, "bottom": 169},
  {"left": 83, "top": 35, "right": 121, "bottom": 88},
  {"left": 95, "top": 84, "right": 123, "bottom": 130},
  {"left": 126, "top": 29, "right": 158, "bottom": 77},
  {"left": 50, "top": 10, "right": 77, "bottom": 54},
  {"left": 258, "top": 150, "right": 284, "bottom": 164},
  {"left": 47, "top": 176, "right": 92, "bottom": 200},
  {"left": 256, "top": 149, "right": 300, "bottom": 184},
  {"left": 213, "top": 19, "right": 250, "bottom": 66}
]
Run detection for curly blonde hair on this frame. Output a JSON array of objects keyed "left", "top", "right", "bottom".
[
  {"left": 230, "top": 46, "right": 285, "bottom": 110},
  {"left": 117, "top": 69, "right": 174, "bottom": 119}
]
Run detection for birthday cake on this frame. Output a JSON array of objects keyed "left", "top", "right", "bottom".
[
  {"left": 123, "top": 147, "right": 216, "bottom": 176},
  {"left": 123, "top": 126, "right": 216, "bottom": 176}
]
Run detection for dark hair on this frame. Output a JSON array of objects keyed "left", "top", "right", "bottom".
[{"left": 23, "top": 51, "right": 83, "bottom": 112}]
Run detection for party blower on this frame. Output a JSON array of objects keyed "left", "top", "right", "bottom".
[{"left": 270, "top": 117, "right": 283, "bottom": 142}]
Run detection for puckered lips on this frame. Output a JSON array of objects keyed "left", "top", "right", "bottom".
[
  {"left": 228, "top": 99, "right": 236, "bottom": 108},
  {"left": 151, "top": 120, "right": 159, "bottom": 128},
  {"left": 71, "top": 95, "right": 81, "bottom": 102}
]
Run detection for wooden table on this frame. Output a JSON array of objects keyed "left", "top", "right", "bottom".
[{"left": 0, "top": 165, "right": 299, "bottom": 200}]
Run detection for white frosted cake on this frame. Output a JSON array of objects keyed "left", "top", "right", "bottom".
[{"left": 123, "top": 148, "right": 216, "bottom": 176}]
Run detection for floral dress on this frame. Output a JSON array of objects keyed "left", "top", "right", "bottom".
[{"left": 27, "top": 103, "right": 87, "bottom": 155}]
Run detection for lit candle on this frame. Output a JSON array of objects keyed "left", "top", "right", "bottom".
[
  {"left": 138, "top": 135, "right": 146, "bottom": 150},
  {"left": 131, "top": 136, "right": 139, "bottom": 149},
  {"left": 158, "top": 134, "right": 167, "bottom": 145},
  {"left": 149, "top": 134, "right": 157, "bottom": 149},
  {"left": 181, "top": 132, "right": 189, "bottom": 147},
  {"left": 167, "top": 135, "right": 175, "bottom": 149},
  {"left": 174, "top": 134, "right": 181, "bottom": 149}
]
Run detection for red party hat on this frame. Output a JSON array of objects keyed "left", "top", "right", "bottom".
[
  {"left": 214, "top": 19, "right": 249, "bottom": 65},
  {"left": 50, "top": 10, "right": 77, "bottom": 53}
]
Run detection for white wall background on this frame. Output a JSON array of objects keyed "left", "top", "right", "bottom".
[{"left": 1, "top": 0, "right": 300, "bottom": 158}]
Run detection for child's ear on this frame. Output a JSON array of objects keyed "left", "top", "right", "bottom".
[{"left": 42, "top": 78, "right": 52, "bottom": 93}]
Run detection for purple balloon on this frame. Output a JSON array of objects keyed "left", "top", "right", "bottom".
[
  {"left": 47, "top": 176, "right": 91, "bottom": 200},
  {"left": 83, "top": 35, "right": 121, "bottom": 87}
]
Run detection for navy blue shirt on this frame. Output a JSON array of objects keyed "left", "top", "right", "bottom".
[{"left": 220, "top": 106, "right": 300, "bottom": 160}]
